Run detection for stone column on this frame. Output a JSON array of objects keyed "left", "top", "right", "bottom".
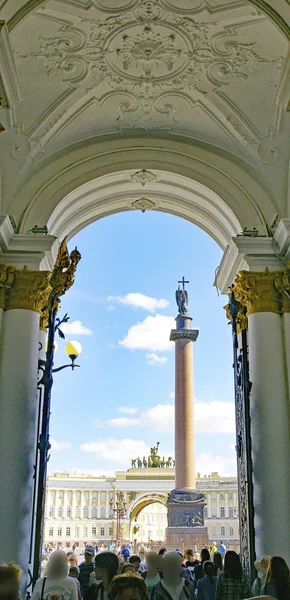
[
  {"left": 225, "top": 492, "right": 229, "bottom": 518},
  {"left": 234, "top": 269, "right": 290, "bottom": 565},
  {"left": 170, "top": 315, "right": 198, "bottom": 490},
  {"left": 0, "top": 267, "right": 51, "bottom": 576},
  {"left": 72, "top": 490, "right": 76, "bottom": 519},
  {"left": 207, "top": 493, "right": 212, "bottom": 518},
  {"left": 216, "top": 493, "right": 220, "bottom": 518}
]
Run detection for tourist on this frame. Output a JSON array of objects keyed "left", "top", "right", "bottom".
[
  {"left": 129, "top": 556, "right": 141, "bottom": 573},
  {"left": 196, "top": 561, "right": 217, "bottom": 600},
  {"left": 110, "top": 573, "right": 147, "bottom": 600},
  {"left": 79, "top": 546, "right": 95, "bottom": 596},
  {"left": 69, "top": 566, "right": 82, "bottom": 600},
  {"left": 150, "top": 551, "right": 195, "bottom": 600},
  {"left": 262, "top": 556, "right": 290, "bottom": 600},
  {"left": 211, "top": 544, "right": 217, "bottom": 555},
  {"left": 86, "top": 552, "right": 119, "bottom": 600},
  {"left": 215, "top": 551, "right": 251, "bottom": 600},
  {"left": 251, "top": 555, "right": 271, "bottom": 596},
  {"left": 174, "top": 550, "right": 193, "bottom": 581},
  {"left": 69, "top": 554, "right": 79, "bottom": 568},
  {"left": 217, "top": 543, "right": 226, "bottom": 560},
  {"left": 120, "top": 564, "right": 136, "bottom": 575},
  {"left": 31, "top": 550, "right": 78, "bottom": 600},
  {"left": 213, "top": 553, "right": 223, "bottom": 576},
  {"left": 138, "top": 549, "right": 147, "bottom": 573},
  {"left": 184, "top": 549, "right": 199, "bottom": 571},
  {"left": 193, "top": 549, "right": 210, "bottom": 584},
  {"left": 121, "top": 549, "right": 130, "bottom": 564},
  {"left": 158, "top": 549, "right": 166, "bottom": 558},
  {"left": 141, "top": 551, "right": 162, "bottom": 593},
  {"left": 0, "top": 562, "right": 22, "bottom": 600}
]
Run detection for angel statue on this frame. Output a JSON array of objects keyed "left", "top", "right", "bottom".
[{"left": 175, "top": 281, "right": 188, "bottom": 315}]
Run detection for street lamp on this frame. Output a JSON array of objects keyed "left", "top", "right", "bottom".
[
  {"left": 110, "top": 492, "right": 127, "bottom": 544},
  {"left": 31, "top": 242, "right": 81, "bottom": 590}
]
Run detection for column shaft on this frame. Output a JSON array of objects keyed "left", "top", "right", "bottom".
[
  {"left": 282, "top": 312, "right": 290, "bottom": 397},
  {"left": 175, "top": 338, "right": 195, "bottom": 489},
  {"left": 248, "top": 312, "right": 290, "bottom": 564},
  {"left": 0, "top": 309, "right": 39, "bottom": 571}
]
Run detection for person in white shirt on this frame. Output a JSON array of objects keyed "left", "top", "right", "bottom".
[
  {"left": 150, "top": 551, "right": 195, "bottom": 600},
  {"left": 31, "top": 550, "right": 78, "bottom": 600}
]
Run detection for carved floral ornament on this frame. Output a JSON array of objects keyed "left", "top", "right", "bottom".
[
  {"left": 19, "top": 0, "right": 282, "bottom": 149},
  {"left": 0, "top": 239, "right": 81, "bottom": 316},
  {"left": 232, "top": 267, "right": 290, "bottom": 316}
]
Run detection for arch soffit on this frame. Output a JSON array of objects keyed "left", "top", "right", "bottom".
[
  {"left": 129, "top": 493, "right": 168, "bottom": 522},
  {"left": 16, "top": 139, "right": 275, "bottom": 242}
]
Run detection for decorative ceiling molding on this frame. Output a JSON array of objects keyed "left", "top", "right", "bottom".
[
  {"left": 130, "top": 170, "right": 158, "bottom": 186},
  {"left": 131, "top": 197, "right": 156, "bottom": 212}
]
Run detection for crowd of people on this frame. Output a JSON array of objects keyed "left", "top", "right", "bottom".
[{"left": 0, "top": 545, "right": 289, "bottom": 600}]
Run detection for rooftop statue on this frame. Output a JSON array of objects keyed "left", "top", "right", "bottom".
[
  {"left": 130, "top": 443, "right": 175, "bottom": 469},
  {"left": 175, "top": 276, "right": 189, "bottom": 315}
]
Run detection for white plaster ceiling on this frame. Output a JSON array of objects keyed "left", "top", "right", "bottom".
[{"left": 4, "top": 0, "right": 289, "bottom": 169}]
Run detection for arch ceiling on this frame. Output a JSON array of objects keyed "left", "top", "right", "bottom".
[
  {"left": 129, "top": 493, "right": 168, "bottom": 522},
  {"left": 0, "top": 0, "right": 289, "bottom": 238}
]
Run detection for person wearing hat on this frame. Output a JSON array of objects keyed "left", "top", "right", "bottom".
[
  {"left": 252, "top": 555, "right": 271, "bottom": 596},
  {"left": 79, "top": 545, "right": 95, "bottom": 596},
  {"left": 121, "top": 549, "right": 130, "bottom": 564}
]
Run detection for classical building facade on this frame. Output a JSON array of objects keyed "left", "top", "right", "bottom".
[{"left": 44, "top": 469, "right": 240, "bottom": 551}]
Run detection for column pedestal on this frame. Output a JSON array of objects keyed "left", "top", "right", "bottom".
[{"left": 166, "top": 489, "right": 208, "bottom": 549}]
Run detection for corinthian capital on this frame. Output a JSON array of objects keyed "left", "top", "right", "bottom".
[
  {"left": 6, "top": 266, "right": 52, "bottom": 313},
  {"left": 0, "top": 260, "right": 16, "bottom": 309},
  {"left": 233, "top": 268, "right": 281, "bottom": 315}
]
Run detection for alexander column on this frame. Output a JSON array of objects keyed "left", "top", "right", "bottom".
[{"left": 166, "top": 277, "right": 208, "bottom": 548}]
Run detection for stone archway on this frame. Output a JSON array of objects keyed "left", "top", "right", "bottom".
[{"left": 128, "top": 493, "right": 168, "bottom": 544}]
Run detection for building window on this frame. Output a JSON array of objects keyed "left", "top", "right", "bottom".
[
  {"left": 229, "top": 493, "right": 233, "bottom": 500},
  {"left": 221, "top": 526, "right": 225, "bottom": 536},
  {"left": 100, "top": 492, "right": 106, "bottom": 502},
  {"left": 49, "top": 527, "right": 54, "bottom": 536},
  {"left": 66, "top": 527, "right": 71, "bottom": 537},
  {"left": 229, "top": 527, "right": 234, "bottom": 536},
  {"left": 92, "top": 492, "right": 97, "bottom": 500},
  {"left": 212, "top": 526, "right": 216, "bottom": 536},
  {"left": 76, "top": 492, "right": 81, "bottom": 502},
  {"left": 75, "top": 505, "right": 80, "bottom": 518},
  {"left": 75, "top": 527, "right": 79, "bottom": 537},
  {"left": 84, "top": 491, "right": 89, "bottom": 502},
  {"left": 57, "top": 527, "right": 62, "bottom": 537},
  {"left": 109, "top": 526, "right": 113, "bottom": 536},
  {"left": 92, "top": 506, "right": 97, "bottom": 518},
  {"left": 109, "top": 508, "right": 114, "bottom": 518},
  {"left": 100, "top": 527, "right": 105, "bottom": 536},
  {"left": 58, "top": 491, "right": 63, "bottom": 500},
  {"left": 67, "top": 506, "right": 71, "bottom": 518},
  {"left": 92, "top": 526, "right": 97, "bottom": 536},
  {"left": 220, "top": 493, "right": 224, "bottom": 499},
  {"left": 83, "top": 505, "right": 89, "bottom": 518},
  {"left": 220, "top": 507, "right": 225, "bottom": 517},
  {"left": 58, "top": 506, "right": 63, "bottom": 517},
  {"left": 211, "top": 492, "right": 216, "bottom": 499},
  {"left": 229, "top": 507, "right": 234, "bottom": 517},
  {"left": 84, "top": 526, "right": 88, "bottom": 537},
  {"left": 100, "top": 506, "right": 106, "bottom": 518},
  {"left": 212, "top": 511, "right": 217, "bottom": 518},
  {"left": 49, "top": 506, "right": 54, "bottom": 517}
]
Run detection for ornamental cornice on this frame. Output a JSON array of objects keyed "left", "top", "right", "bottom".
[
  {"left": 273, "top": 265, "right": 290, "bottom": 314},
  {"left": 170, "top": 329, "right": 199, "bottom": 341},
  {"left": 233, "top": 268, "right": 281, "bottom": 315},
  {"left": 5, "top": 266, "right": 52, "bottom": 313}
]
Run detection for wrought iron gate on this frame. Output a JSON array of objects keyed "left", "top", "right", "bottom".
[{"left": 227, "top": 289, "right": 256, "bottom": 582}]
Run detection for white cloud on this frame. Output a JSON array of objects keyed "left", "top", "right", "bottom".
[
  {"left": 50, "top": 439, "right": 72, "bottom": 451},
  {"left": 107, "top": 305, "right": 116, "bottom": 312},
  {"left": 61, "top": 320, "right": 93, "bottom": 336},
  {"left": 196, "top": 447, "right": 237, "bottom": 477},
  {"left": 80, "top": 438, "right": 150, "bottom": 465},
  {"left": 147, "top": 353, "right": 168, "bottom": 366},
  {"left": 170, "top": 392, "right": 175, "bottom": 399},
  {"left": 108, "top": 293, "right": 169, "bottom": 313},
  {"left": 107, "top": 417, "right": 141, "bottom": 428},
  {"left": 141, "top": 404, "right": 174, "bottom": 432},
  {"left": 118, "top": 406, "right": 138, "bottom": 415},
  {"left": 119, "top": 314, "right": 175, "bottom": 351}
]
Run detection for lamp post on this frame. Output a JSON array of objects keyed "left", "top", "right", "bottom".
[
  {"left": 31, "top": 241, "right": 81, "bottom": 590},
  {"left": 110, "top": 492, "right": 127, "bottom": 544}
]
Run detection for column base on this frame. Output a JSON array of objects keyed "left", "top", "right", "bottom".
[
  {"left": 166, "top": 488, "right": 208, "bottom": 550},
  {"left": 166, "top": 527, "right": 209, "bottom": 550}
]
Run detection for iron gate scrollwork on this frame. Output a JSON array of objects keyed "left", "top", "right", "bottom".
[{"left": 227, "top": 288, "right": 256, "bottom": 583}]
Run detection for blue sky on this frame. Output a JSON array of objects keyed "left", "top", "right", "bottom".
[{"left": 48, "top": 211, "right": 237, "bottom": 477}]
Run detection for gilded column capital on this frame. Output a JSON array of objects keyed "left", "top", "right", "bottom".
[
  {"left": 6, "top": 266, "right": 52, "bottom": 314},
  {"left": 0, "top": 260, "right": 16, "bottom": 309},
  {"left": 274, "top": 265, "right": 290, "bottom": 314},
  {"left": 233, "top": 268, "right": 281, "bottom": 315}
]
